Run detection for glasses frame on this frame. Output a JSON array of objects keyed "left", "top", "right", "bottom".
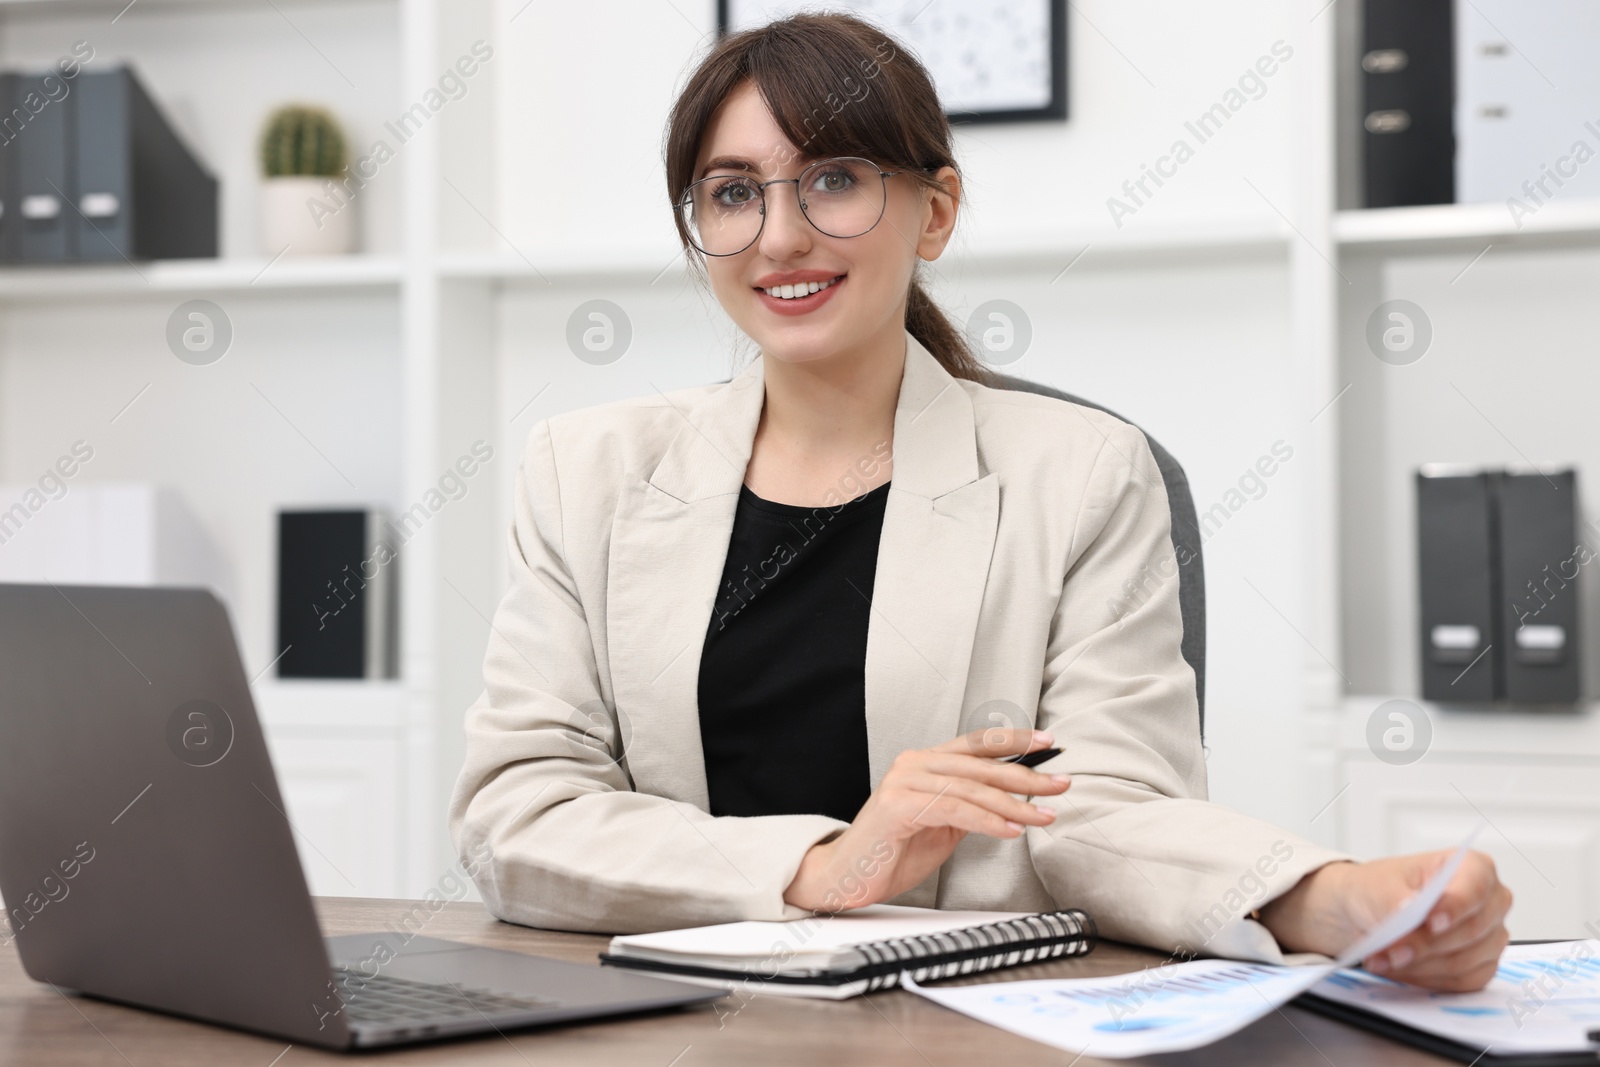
[{"left": 676, "top": 155, "right": 918, "bottom": 257}]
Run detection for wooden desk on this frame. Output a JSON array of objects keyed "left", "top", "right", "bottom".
[{"left": 0, "top": 896, "right": 1455, "bottom": 1065}]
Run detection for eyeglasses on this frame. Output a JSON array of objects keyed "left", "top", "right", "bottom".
[{"left": 676, "top": 156, "right": 910, "bottom": 257}]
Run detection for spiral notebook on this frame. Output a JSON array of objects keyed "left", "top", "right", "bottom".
[{"left": 596, "top": 904, "right": 1097, "bottom": 1000}]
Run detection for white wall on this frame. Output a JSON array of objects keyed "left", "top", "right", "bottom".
[{"left": 487, "top": 0, "right": 1306, "bottom": 260}]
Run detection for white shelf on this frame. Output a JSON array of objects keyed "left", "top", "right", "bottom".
[
  {"left": 968, "top": 217, "right": 1290, "bottom": 268},
  {"left": 1335, "top": 198, "right": 1600, "bottom": 252},
  {"left": 1336, "top": 697, "right": 1600, "bottom": 759},
  {"left": 0, "top": 255, "right": 404, "bottom": 298},
  {"left": 0, "top": 217, "right": 1292, "bottom": 297}
]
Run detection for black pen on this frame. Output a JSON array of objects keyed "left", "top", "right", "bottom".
[
  {"left": 1002, "top": 746, "right": 1061, "bottom": 768},
  {"left": 1003, "top": 746, "right": 1063, "bottom": 804}
]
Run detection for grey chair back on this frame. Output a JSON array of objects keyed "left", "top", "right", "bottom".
[{"left": 987, "top": 372, "right": 1206, "bottom": 737}]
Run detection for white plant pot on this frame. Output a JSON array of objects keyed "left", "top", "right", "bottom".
[{"left": 258, "top": 175, "right": 356, "bottom": 256}]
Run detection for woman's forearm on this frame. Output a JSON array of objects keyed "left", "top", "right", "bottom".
[{"left": 1256, "top": 859, "right": 1357, "bottom": 956}]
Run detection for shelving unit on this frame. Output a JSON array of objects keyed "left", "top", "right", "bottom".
[
  {"left": 1310, "top": 7, "right": 1600, "bottom": 939},
  {"left": 1335, "top": 200, "right": 1600, "bottom": 251},
  {"left": 0, "top": 0, "right": 1593, "bottom": 927},
  {"left": 0, "top": 0, "right": 423, "bottom": 898},
  {"left": 0, "top": 255, "right": 404, "bottom": 297}
]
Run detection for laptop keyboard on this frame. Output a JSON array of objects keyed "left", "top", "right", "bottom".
[{"left": 332, "top": 967, "right": 561, "bottom": 1026}]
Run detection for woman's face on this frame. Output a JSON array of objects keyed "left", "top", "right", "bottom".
[{"left": 689, "top": 80, "right": 958, "bottom": 369}]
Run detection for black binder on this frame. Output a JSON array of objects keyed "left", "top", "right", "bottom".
[
  {"left": 0, "top": 73, "right": 17, "bottom": 261},
  {"left": 276, "top": 510, "right": 396, "bottom": 680},
  {"left": 11, "top": 71, "right": 72, "bottom": 263},
  {"left": 1497, "top": 470, "right": 1581, "bottom": 704},
  {"left": 1362, "top": 0, "right": 1454, "bottom": 207},
  {"left": 1417, "top": 468, "right": 1499, "bottom": 702},
  {"left": 71, "top": 65, "right": 217, "bottom": 261}
]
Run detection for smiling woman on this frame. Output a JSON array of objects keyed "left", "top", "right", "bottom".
[{"left": 448, "top": 12, "right": 1513, "bottom": 995}]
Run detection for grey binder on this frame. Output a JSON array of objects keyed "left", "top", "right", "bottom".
[
  {"left": 1416, "top": 467, "right": 1499, "bottom": 703},
  {"left": 10, "top": 71, "right": 72, "bottom": 263},
  {"left": 1497, "top": 469, "right": 1581, "bottom": 704},
  {"left": 71, "top": 65, "right": 217, "bottom": 261},
  {"left": 0, "top": 73, "right": 16, "bottom": 261},
  {"left": 1361, "top": 0, "right": 1454, "bottom": 207}
]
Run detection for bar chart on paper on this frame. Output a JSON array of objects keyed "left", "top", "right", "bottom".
[
  {"left": 903, "top": 958, "right": 1333, "bottom": 1058},
  {"left": 1306, "top": 941, "right": 1600, "bottom": 1056}
]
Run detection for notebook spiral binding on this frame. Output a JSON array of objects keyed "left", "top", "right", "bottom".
[{"left": 851, "top": 909, "right": 1096, "bottom": 992}]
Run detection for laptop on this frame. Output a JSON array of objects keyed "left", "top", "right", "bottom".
[{"left": 0, "top": 583, "right": 725, "bottom": 1050}]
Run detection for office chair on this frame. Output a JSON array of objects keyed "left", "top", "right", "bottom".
[
  {"left": 985, "top": 372, "right": 1206, "bottom": 739},
  {"left": 715, "top": 369, "right": 1208, "bottom": 739}
]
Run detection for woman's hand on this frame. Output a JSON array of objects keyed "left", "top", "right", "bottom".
[
  {"left": 783, "top": 728, "right": 1070, "bottom": 913},
  {"left": 1258, "top": 849, "right": 1512, "bottom": 992}
]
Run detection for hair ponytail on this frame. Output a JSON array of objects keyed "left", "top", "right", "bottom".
[{"left": 907, "top": 276, "right": 996, "bottom": 386}]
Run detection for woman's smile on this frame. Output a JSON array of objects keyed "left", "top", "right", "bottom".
[{"left": 754, "top": 272, "right": 847, "bottom": 316}]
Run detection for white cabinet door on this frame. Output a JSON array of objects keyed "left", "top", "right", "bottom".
[
  {"left": 260, "top": 731, "right": 403, "bottom": 899},
  {"left": 1341, "top": 759, "right": 1600, "bottom": 940}
]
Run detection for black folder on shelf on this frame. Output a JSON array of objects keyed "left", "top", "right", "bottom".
[
  {"left": 0, "top": 73, "right": 16, "bottom": 261},
  {"left": 1497, "top": 469, "right": 1581, "bottom": 704},
  {"left": 0, "top": 62, "right": 216, "bottom": 263},
  {"left": 1417, "top": 467, "right": 1500, "bottom": 702},
  {"left": 1361, "top": 0, "right": 1454, "bottom": 207},
  {"left": 71, "top": 65, "right": 217, "bottom": 262},
  {"left": 276, "top": 510, "right": 396, "bottom": 680},
  {"left": 9, "top": 70, "right": 73, "bottom": 263}
]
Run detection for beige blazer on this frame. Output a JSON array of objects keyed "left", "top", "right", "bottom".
[{"left": 449, "top": 328, "right": 1352, "bottom": 959}]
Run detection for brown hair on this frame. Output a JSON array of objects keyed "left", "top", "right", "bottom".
[{"left": 663, "top": 12, "right": 997, "bottom": 386}]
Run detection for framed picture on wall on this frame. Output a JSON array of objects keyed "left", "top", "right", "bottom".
[{"left": 717, "top": 1, "right": 1068, "bottom": 124}]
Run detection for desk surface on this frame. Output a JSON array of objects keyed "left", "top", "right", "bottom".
[{"left": 0, "top": 896, "right": 1457, "bottom": 1065}]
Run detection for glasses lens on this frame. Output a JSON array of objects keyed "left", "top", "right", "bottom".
[
  {"left": 799, "top": 157, "right": 886, "bottom": 238},
  {"left": 676, "top": 158, "right": 889, "bottom": 254},
  {"left": 680, "top": 174, "right": 763, "bottom": 256}
]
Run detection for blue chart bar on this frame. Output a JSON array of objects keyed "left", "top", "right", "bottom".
[
  {"left": 1497, "top": 954, "right": 1600, "bottom": 985},
  {"left": 1049, "top": 965, "right": 1282, "bottom": 1006}
]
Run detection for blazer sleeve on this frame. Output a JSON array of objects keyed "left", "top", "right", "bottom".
[
  {"left": 447, "top": 420, "right": 850, "bottom": 935},
  {"left": 1025, "top": 420, "right": 1354, "bottom": 962}
]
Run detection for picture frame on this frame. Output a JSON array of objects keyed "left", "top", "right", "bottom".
[{"left": 716, "top": 1, "right": 1068, "bottom": 125}]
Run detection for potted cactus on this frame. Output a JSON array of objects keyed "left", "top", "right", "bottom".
[{"left": 258, "top": 104, "right": 354, "bottom": 255}]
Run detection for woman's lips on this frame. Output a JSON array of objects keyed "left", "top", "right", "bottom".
[{"left": 754, "top": 274, "right": 845, "bottom": 316}]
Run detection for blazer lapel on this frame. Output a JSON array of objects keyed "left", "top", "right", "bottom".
[
  {"left": 864, "top": 335, "right": 1000, "bottom": 789},
  {"left": 606, "top": 358, "right": 764, "bottom": 810},
  {"left": 607, "top": 330, "right": 1000, "bottom": 811}
]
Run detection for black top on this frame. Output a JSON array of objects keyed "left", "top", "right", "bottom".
[{"left": 697, "top": 479, "right": 892, "bottom": 824}]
